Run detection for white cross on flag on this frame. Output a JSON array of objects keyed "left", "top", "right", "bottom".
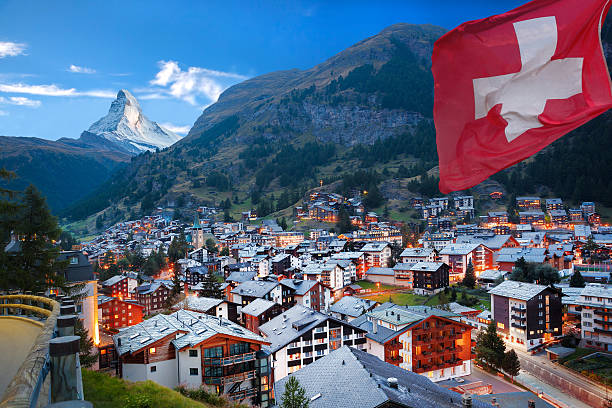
[{"left": 433, "top": 0, "right": 612, "bottom": 193}]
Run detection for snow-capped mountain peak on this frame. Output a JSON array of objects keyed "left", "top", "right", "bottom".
[{"left": 87, "top": 89, "right": 182, "bottom": 154}]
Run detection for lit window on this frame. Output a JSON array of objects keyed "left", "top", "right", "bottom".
[
  {"left": 150, "top": 347, "right": 156, "bottom": 354},
  {"left": 497, "top": 322, "right": 505, "bottom": 330}
]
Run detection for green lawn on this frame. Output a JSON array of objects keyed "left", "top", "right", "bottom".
[
  {"left": 355, "top": 280, "right": 398, "bottom": 291},
  {"left": 82, "top": 369, "right": 210, "bottom": 408},
  {"left": 364, "top": 292, "right": 429, "bottom": 306}
]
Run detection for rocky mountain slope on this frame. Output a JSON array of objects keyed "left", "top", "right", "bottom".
[{"left": 0, "top": 90, "right": 181, "bottom": 210}]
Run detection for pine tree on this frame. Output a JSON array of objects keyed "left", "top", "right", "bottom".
[
  {"left": 199, "top": 273, "right": 223, "bottom": 299},
  {"left": 75, "top": 318, "right": 97, "bottom": 368},
  {"left": 281, "top": 376, "right": 309, "bottom": 408},
  {"left": 502, "top": 349, "right": 521, "bottom": 382},
  {"left": 336, "top": 207, "right": 353, "bottom": 234},
  {"left": 168, "top": 232, "right": 189, "bottom": 263},
  {"left": 8, "top": 185, "right": 66, "bottom": 292},
  {"left": 569, "top": 271, "right": 586, "bottom": 288},
  {"left": 475, "top": 321, "right": 506, "bottom": 370},
  {"left": 462, "top": 260, "right": 476, "bottom": 289}
]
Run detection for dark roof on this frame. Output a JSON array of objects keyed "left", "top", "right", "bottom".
[
  {"left": 475, "top": 392, "right": 554, "bottom": 408},
  {"left": 274, "top": 346, "right": 490, "bottom": 408},
  {"left": 57, "top": 251, "right": 94, "bottom": 282}
]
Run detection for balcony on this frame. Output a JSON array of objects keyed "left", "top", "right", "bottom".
[
  {"left": 204, "top": 369, "right": 257, "bottom": 386},
  {"left": 594, "top": 309, "right": 612, "bottom": 317},
  {"left": 203, "top": 352, "right": 257, "bottom": 366},
  {"left": 511, "top": 315, "right": 526, "bottom": 322},
  {"left": 511, "top": 322, "right": 526, "bottom": 329},
  {"left": 227, "top": 387, "right": 257, "bottom": 401},
  {"left": 594, "top": 327, "right": 612, "bottom": 335},
  {"left": 593, "top": 319, "right": 612, "bottom": 326}
]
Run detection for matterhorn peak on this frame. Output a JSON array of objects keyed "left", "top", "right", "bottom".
[{"left": 86, "top": 89, "right": 182, "bottom": 154}]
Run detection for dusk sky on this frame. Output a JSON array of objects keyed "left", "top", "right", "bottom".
[{"left": 0, "top": 0, "right": 526, "bottom": 140}]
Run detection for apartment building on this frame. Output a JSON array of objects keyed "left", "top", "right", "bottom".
[
  {"left": 259, "top": 305, "right": 367, "bottom": 381},
  {"left": 574, "top": 284, "right": 612, "bottom": 351},
  {"left": 489, "top": 281, "right": 563, "bottom": 351}
]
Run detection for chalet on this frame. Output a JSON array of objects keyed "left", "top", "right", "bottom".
[
  {"left": 421, "top": 232, "right": 454, "bottom": 251},
  {"left": 231, "top": 279, "right": 282, "bottom": 311},
  {"left": 279, "top": 278, "right": 330, "bottom": 312},
  {"left": 477, "top": 269, "right": 506, "bottom": 289},
  {"left": 350, "top": 303, "right": 474, "bottom": 382},
  {"left": 439, "top": 243, "right": 494, "bottom": 282},
  {"left": 98, "top": 295, "right": 144, "bottom": 330},
  {"left": 101, "top": 274, "right": 138, "bottom": 299},
  {"left": 393, "top": 263, "right": 414, "bottom": 288},
  {"left": 134, "top": 281, "right": 173, "bottom": 315},
  {"left": 569, "top": 209, "right": 584, "bottom": 222},
  {"left": 113, "top": 310, "right": 272, "bottom": 407},
  {"left": 547, "top": 244, "right": 574, "bottom": 271},
  {"left": 171, "top": 296, "right": 238, "bottom": 323},
  {"left": 411, "top": 262, "right": 450, "bottom": 295},
  {"left": 259, "top": 305, "right": 368, "bottom": 380},
  {"left": 487, "top": 211, "right": 509, "bottom": 224},
  {"left": 496, "top": 247, "right": 548, "bottom": 272},
  {"left": 549, "top": 209, "right": 568, "bottom": 226},
  {"left": 242, "top": 298, "right": 283, "bottom": 335},
  {"left": 516, "top": 196, "right": 541, "bottom": 210},
  {"left": 489, "top": 281, "right": 563, "bottom": 351},
  {"left": 329, "top": 296, "right": 377, "bottom": 322},
  {"left": 400, "top": 247, "right": 436, "bottom": 263},
  {"left": 271, "top": 253, "right": 292, "bottom": 276},
  {"left": 519, "top": 211, "right": 546, "bottom": 226},
  {"left": 184, "top": 266, "right": 209, "bottom": 286},
  {"left": 361, "top": 242, "right": 392, "bottom": 270},
  {"left": 330, "top": 252, "right": 366, "bottom": 280},
  {"left": 544, "top": 198, "right": 562, "bottom": 212}
]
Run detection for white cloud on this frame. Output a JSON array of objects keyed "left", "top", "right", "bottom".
[
  {"left": 0, "top": 82, "right": 115, "bottom": 98},
  {"left": 0, "top": 96, "right": 41, "bottom": 107},
  {"left": 149, "top": 60, "right": 248, "bottom": 105},
  {"left": 0, "top": 42, "right": 26, "bottom": 58},
  {"left": 68, "top": 64, "right": 96, "bottom": 74},
  {"left": 160, "top": 122, "right": 190, "bottom": 135}
]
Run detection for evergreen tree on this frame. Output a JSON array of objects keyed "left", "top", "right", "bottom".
[
  {"left": 570, "top": 271, "right": 586, "bottom": 288},
  {"left": 223, "top": 208, "right": 233, "bottom": 222},
  {"left": 199, "top": 273, "right": 223, "bottom": 299},
  {"left": 336, "top": 207, "right": 354, "bottom": 234},
  {"left": 75, "top": 318, "right": 97, "bottom": 368},
  {"left": 281, "top": 376, "right": 309, "bottom": 408},
  {"left": 168, "top": 232, "right": 189, "bottom": 263},
  {"left": 8, "top": 185, "right": 66, "bottom": 292},
  {"left": 219, "top": 247, "right": 230, "bottom": 256},
  {"left": 437, "top": 292, "right": 450, "bottom": 311},
  {"left": 462, "top": 260, "right": 476, "bottom": 289},
  {"left": 475, "top": 321, "right": 506, "bottom": 370},
  {"left": 450, "top": 287, "right": 457, "bottom": 302},
  {"left": 502, "top": 349, "right": 521, "bottom": 382},
  {"left": 205, "top": 238, "right": 218, "bottom": 254}
]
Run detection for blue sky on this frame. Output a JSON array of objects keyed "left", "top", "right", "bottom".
[{"left": 0, "top": 0, "right": 526, "bottom": 140}]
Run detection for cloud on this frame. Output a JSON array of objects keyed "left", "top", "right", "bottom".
[
  {"left": 160, "top": 122, "right": 190, "bottom": 135},
  {"left": 0, "top": 96, "right": 41, "bottom": 107},
  {"left": 149, "top": 60, "right": 248, "bottom": 105},
  {"left": 0, "top": 82, "right": 115, "bottom": 98},
  {"left": 0, "top": 42, "right": 26, "bottom": 58},
  {"left": 0, "top": 110, "right": 8, "bottom": 116},
  {"left": 68, "top": 64, "right": 96, "bottom": 74}
]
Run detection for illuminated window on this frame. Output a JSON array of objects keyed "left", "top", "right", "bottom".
[
  {"left": 497, "top": 323, "right": 505, "bottom": 330},
  {"left": 149, "top": 347, "right": 156, "bottom": 354}
]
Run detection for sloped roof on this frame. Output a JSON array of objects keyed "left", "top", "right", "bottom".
[
  {"left": 259, "top": 305, "right": 329, "bottom": 353},
  {"left": 241, "top": 298, "right": 277, "bottom": 317},
  {"left": 171, "top": 296, "right": 223, "bottom": 313},
  {"left": 274, "top": 346, "right": 490, "bottom": 408},
  {"left": 330, "top": 296, "right": 376, "bottom": 318},
  {"left": 231, "top": 279, "right": 279, "bottom": 297},
  {"left": 113, "top": 309, "right": 266, "bottom": 356},
  {"left": 488, "top": 280, "right": 549, "bottom": 301},
  {"left": 279, "top": 278, "right": 317, "bottom": 296}
]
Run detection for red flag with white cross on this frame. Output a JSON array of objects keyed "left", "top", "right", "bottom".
[{"left": 433, "top": 0, "right": 612, "bottom": 194}]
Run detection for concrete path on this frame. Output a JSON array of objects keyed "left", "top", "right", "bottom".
[
  {"left": 516, "top": 370, "right": 593, "bottom": 408},
  {"left": 0, "top": 317, "right": 41, "bottom": 398}
]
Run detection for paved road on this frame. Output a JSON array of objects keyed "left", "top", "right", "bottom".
[
  {"left": 516, "top": 370, "right": 592, "bottom": 408},
  {"left": 0, "top": 317, "right": 41, "bottom": 398},
  {"left": 515, "top": 349, "right": 610, "bottom": 407}
]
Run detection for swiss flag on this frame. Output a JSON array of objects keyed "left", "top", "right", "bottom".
[{"left": 433, "top": 0, "right": 612, "bottom": 194}]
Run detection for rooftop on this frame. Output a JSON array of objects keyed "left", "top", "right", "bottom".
[
  {"left": 489, "top": 280, "right": 551, "bottom": 301},
  {"left": 329, "top": 296, "right": 376, "bottom": 318}
]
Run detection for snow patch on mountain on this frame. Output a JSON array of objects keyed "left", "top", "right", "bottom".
[{"left": 87, "top": 89, "right": 182, "bottom": 154}]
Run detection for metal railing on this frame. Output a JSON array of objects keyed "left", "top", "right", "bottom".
[{"left": 0, "top": 294, "right": 60, "bottom": 408}]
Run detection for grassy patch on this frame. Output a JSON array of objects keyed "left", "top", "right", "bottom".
[
  {"left": 82, "top": 369, "right": 210, "bottom": 408},
  {"left": 364, "top": 292, "right": 428, "bottom": 306},
  {"left": 559, "top": 347, "right": 597, "bottom": 364},
  {"left": 355, "top": 280, "right": 398, "bottom": 291}
]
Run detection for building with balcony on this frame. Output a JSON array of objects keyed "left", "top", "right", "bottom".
[
  {"left": 113, "top": 310, "right": 273, "bottom": 407},
  {"left": 101, "top": 275, "right": 138, "bottom": 299},
  {"left": 259, "top": 305, "right": 367, "bottom": 381},
  {"left": 400, "top": 247, "right": 437, "bottom": 263},
  {"left": 487, "top": 211, "right": 509, "bottom": 224},
  {"left": 489, "top": 281, "right": 563, "bottom": 351},
  {"left": 350, "top": 304, "right": 474, "bottom": 382},
  {"left": 516, "top": 196, "right": 541, "bottom": 210},
  {"left": 519, "top": 211, "right": 546, "bottom": 226},
  {"left": 439, "top": 243, "right": 493, "bottom": 282},
  {"left": 545, "top": 198, "right": 563, "bottom": 212},
  {"left": 134, "top": 280, "right": 173, "bottom": 315},
  {"left": 411, "top": 262, "right": 450, "bottom": 295},
  {"left": 574, "top": 284, "right": 612, "bottom": 351},
  {"left": 329, "top": 296, "right": 377, "bottom": 322}
]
